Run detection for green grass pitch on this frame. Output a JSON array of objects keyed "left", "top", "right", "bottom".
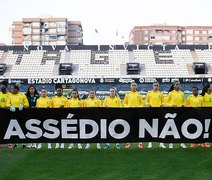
[
  {"left": 1, "top": 94, "right": 211, "bottom": 179},
  {"left": 0, "top": 143, "right": 212, "bottom": 179}
]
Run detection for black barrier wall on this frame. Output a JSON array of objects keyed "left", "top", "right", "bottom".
[{"left": 0, "top": 108, "right": 211, "bottom": 144}]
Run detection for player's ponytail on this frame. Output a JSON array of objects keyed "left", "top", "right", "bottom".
[
  {"left": 201, "top": 83, "right": 210, "bottom": 96},
  {"left": 168, "top": 84, "right": 174, "bottom": 93}
]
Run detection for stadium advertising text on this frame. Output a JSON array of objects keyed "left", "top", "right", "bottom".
[
  {"left": 0, "top": 108, "right": 211, "bottom": 144},
  {"left": 1, "top": 78, "right": 211, "bottom": 85},
  {"left": 28, "top": 78, "right": 96, "bottom": 84},
  {"left": 1, "top": 44, "right": 212, "bottom": 52}
]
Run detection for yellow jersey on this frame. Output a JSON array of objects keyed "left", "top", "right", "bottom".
[
  {"left": 185, "top": 95, "right": 203, "bottom": 107},
  {"left": 36, "top": 97, "right": 52, "bottom": 108},
  {"left": 65, "top": 98, "right": 83, "bottom": 108},
  {"left": 202, "top": 93, "right": 212, "bottom": 107},
  {"left": 51, "top": 95, "right": 68, "bottom": 108},
  {"left": 103, "top": 96, "right": 122, "bottom": 107},
  {"left": 124, "top": 91, "right": 144, "bottom": 107},
  {"left": 84, "top": 97, "right": 101, "bottom": 107},
  {"left": 6, "top": 93, "right": 29, "bottom": 108},
  {"left": 166, "top": 90, "right": 184, "bottom": 107},
  {"left": 0, "top": 92, "right": 11, "bottom": 108},
  {"left": 145, "top": 90, "right": 164, "bottom": 107}
]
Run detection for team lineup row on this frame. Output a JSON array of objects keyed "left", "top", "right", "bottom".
[
  {"left": 0, "top": 81, "right": 211, "bottom": 150},
  {"left": 0, "top": 81, "right": 212, "bottom": 109}
]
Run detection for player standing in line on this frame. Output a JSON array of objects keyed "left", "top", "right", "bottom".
[
  {"left": 124, "top": 82, "right": 144, "bottom": 149},
  {"left": 200, "top": 83, "right": 212, "bottom": 148},
  {"left": 185, "top": 86, "right": 204, "bottom": 148},
  {"left": 6, "top": 84, "right": 29, "bottom": 148},
  {"left": 51, "top": 85, "right": 68, "bottom": 149},
  {"left": 103, "top": 87, "right": 122, "bottom": 149},
  {"left": 65, "top": 88, "right": 83, "bottom": 149},
  {"left": 166, "top": 81, "right": 187, "bottom": 149},
  {"left": 6, "top": 84, "right": 29, "bottom": 109},
  {"left": 145, "top": 81, "right": 166, "bottom": 148},
  {"left": 84, "top": 89, "right": 102, "bottom": 149},
  {"left": 36, "top": 87, "right": 52, "bottom": 149},
  {"left": 0, "top": 81, "right": 12, "bottom": 149},
  {"left": 25, "top": 85, "right": 39, "bottom": 149}
]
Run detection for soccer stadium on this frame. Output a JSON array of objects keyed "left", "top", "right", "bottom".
[
  {"left": 0, "top": 44, "right": 212, "bottom": 98},
  {"left": 0, "top": 1, "right": 212, "bottom": 179}
]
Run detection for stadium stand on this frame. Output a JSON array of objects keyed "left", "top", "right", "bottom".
[
  {"left": 0, "top": 45, "right": 212, "bottom": 79},
  {"left": 0, "top": 45, "right": 211, "bottom": 97}
]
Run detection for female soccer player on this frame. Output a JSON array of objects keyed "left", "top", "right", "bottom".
[
  {"left": 0, "top": 81, "right": 10, "bottom": 108},
  {"left": 103, "top": 87, "right": 122, "bottom": 149},
  {"left": 36, "top": 87, "right": 52, "bottom": 149},
  {"left": 6, "top": 84, "right": 29, "bottom": 110},
  {"left": 185, "top": 86, "right": 204, "bottom": 148},
  {"left": 201, "top": 84, "right": 212, "bottom": 107},
  {"left": 146, "top": 81, "right": 166, "bottom": 148},
  {"left": 65, "top": 88, "right": 83, "bottom": 149},
  {"left": 6, "top": 84, "right": 29, "bottom": 149},
  {"left": 51, "top": 86, "right": 68, "bottom": 149},
  {"left": 84, "top": 89, "right": 102, "bottom": 149},
  {"left": 166, "top": 81, "right": 187, "bottom": 149},
  {"left": 124, "top": 82, "right": 144, "bottom": 149},
  {"left": 200, "top": 83, "right": 212, "bottom": 148},
  {"left": 26, "top": 85, "right": 39, "bottom": 108},
  {"left": 0, "top": 80, "right": 12, "bottom": 149},
  {"left": 25, "top": 85, "right": 40, "bottom": 148}
]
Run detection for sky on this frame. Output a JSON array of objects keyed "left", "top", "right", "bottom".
[{"left": 1, "top": 0, "right": 212, "bottom": 45}]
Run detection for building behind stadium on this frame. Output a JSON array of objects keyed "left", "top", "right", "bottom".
[
  {"left": 11, "top": 17, "right": 83, "bottom": 46},
  {"left": 129, "top": 25, "right": 212, "bottom": 45}
]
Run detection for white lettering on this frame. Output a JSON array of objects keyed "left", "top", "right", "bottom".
[
  {"left": 61, "top": 120, "right": 78, "bottom": 139},
  {"left": 43, "top": 119, "right": 60, "bottom": 139},
  {"left": 139, "top": 119, "right": 158, "bottom": 138},
  {"left": 181, "top": 119, "right": 203, "bottom": 139},
  {"left": 80, "top": 119, "right": 99, "bottom": 139},
  {"left": 159, "top": 119, "right": 180, "bottom": 139},
  {"left": 4, "top": 119, "right": 25, "bottom": 139},
  {"left": 100, "top": 119, "right": 107, "bottom": 139},
  {"left": 108, "top": 119, "right": 130, "bottom": 139},
  {"left": 25, "top": 119, "right": 42, "bottom": 139}
]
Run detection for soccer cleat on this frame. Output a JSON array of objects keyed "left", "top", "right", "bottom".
[
  {"left": 180, "top": 143, "right": 187, "bottom": 148},
  {"left": 115, "top": 143, "right": 120, "bottom": 149},
  {"left": 205, "top": 143, "right": 210, "bottom": 148},
  {"left": 159, "top": 143, "right": 166, "bottom": 148},
  {"left": 169, "top": 143, "right": 173, "bottom": 149},
  {"left": 78, "top": 143, "right": 82, "bottom": 149},
  {"left": 27, "top": 144, "right": 32, "bottom": 148},
  {"left": 37, "top": 143, "right": 42, "bottom": 149},
  {"left": 8, "top": 144, "right": 13, "bottom": 149},
  {"left": 104, "top": 143, "right": 110, "bottom": 149},
  {"left": 198, "top": 143, "right": 205, "bottom": 148},
  {"left": 22, "top": 144, "right": 26, "bottom": 149},
  {"left": 13, "top": 144, "right": 18, "bottom": 149},
  {"left": 55, "top": 143, "right": 60, "bottom": 149},
  {"left": 96, "top": 143, "right": 101, "bottom": 149},
  {"left": 85, "top": 143, "right": 90, "bottom": 149},
  {"left": 125, "top": 143, "right": 131, "bottom": 149},
  {"left": 190, "top": 143, "right": 195, "bottom": 148},
  {"left": 68, "top": 143, "right": 74, "bottom": 149},
  {"left": 148, "top": 142, "right": 152, "bottom": 149},
  {"left": 0, "top": 144, "right": 3, "bottom": 148},
  {"left": 60, "top": 143, "right": 64, "bottom": 149},
  {"left": 32, "top": 143, "right": 37, "bottom": 149},
  {"left": 48, "top": 143, "right": 52, "bottom": 149},
  {"left": 138, "top": 143, "right": 143, "bottom": 149}
]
